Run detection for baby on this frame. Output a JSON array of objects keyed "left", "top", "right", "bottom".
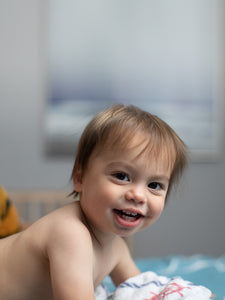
[{"left": 0, "top": 104, "right": 187, "bottom": 300}]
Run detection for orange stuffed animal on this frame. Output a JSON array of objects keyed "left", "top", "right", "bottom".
[{"left": 0, "top": 185, "right": 21, "bottom": 238}]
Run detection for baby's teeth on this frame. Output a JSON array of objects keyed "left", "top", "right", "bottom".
[{"left": 122, "top": 210, "right": 138, "bottom": 217}]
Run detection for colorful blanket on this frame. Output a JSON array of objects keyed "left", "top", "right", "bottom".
[{"left": 95, "top": 271, "right": 212, "bottom": 299}]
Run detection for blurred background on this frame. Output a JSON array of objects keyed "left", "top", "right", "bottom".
[{"left": 0, "top": 0, "right": 224, "bottom": 258}]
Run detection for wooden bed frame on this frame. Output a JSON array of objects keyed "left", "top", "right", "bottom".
[{"left": 9, "top": 190, "right": 70, "bottom": 223}]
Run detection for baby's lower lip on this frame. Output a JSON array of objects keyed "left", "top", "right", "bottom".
[{"left": 113, "top": 209, "right": 143, "bottom": 228}]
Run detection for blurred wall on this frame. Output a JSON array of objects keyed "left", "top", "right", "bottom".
[{"left": 0, "top": 0, "right": 224, "bottom": 257}]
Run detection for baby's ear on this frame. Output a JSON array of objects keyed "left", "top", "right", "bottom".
[{"left": 73, "top": 168, "right": 83, "bottom": 192}]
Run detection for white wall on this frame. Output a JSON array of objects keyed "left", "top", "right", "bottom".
[
  {"left": 0, "top": 1, "right": 73, "bottom": 190},
  {"left": 0, "top": 0, "right": 224, "bottom": 257}
]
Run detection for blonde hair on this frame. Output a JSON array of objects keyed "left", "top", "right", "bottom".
[{"left": 71, "top": 104, "right": 187, "bottom": 200}]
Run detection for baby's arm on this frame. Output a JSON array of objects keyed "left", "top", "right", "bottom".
[
  {"left": 110, "top": 237, "right": 140, "bottom": 287},
  {"left": 47, "top": 221, "right": 95, "bottom": 300}
]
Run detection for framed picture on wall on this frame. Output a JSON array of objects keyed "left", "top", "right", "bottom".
[{"left": 45, "top": 0, "right": 224, "bottom": 161}]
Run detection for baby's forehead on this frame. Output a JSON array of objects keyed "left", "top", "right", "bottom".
[
  {"left": 104, "top": 130, "right": 149, "bottom": 149},
  {"left": 97, "top": 132, "right": 175, "bottom": 166}
]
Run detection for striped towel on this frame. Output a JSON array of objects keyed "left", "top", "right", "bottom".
[{"left": 95, "top": 271, "right": 212, "bottom": 299}]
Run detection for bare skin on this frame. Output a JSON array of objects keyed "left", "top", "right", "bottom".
[
  {"left": 0, "top": 135, "right": 171, "bottom": 300},
  {"left": 0, "top": 202, "right": 139, "bottom": 300}
]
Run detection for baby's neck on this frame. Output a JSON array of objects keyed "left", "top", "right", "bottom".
[{"left": 77, "top": 201, "right": 118, "bottom": 248}]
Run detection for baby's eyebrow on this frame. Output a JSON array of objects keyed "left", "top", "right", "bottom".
[
  {"left": 149, "top": 175, "right": 170, "bottom": 182},
  {"left": 106, "top": 161, "right": 133, "bottom": 170}
]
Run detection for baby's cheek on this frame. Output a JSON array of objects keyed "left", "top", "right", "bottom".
[
  {"left": 151, "top": 202, "right": 165, "bottom": 220},
  {"left": 99, "top": 187, "right": 117, "bottom": 205}
]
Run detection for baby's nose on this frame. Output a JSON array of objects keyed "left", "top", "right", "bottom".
[{"left": 125, "top": 186, "right": 146, "bottom": 204}]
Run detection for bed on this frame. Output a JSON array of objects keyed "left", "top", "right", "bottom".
[
  {"left": 9, "top": 190, "right": 225, "bottom": 299},
  {"left": 103, "top": 255, "right": 225, "bottom": 299}
]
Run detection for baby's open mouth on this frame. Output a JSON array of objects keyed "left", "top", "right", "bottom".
[{"left": 113, "top": 209, "right": 143, "bottom": 221}]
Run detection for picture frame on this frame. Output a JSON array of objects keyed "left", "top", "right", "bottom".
[{"left": 45, "top": 0, "right": 224, "bottom": 161}]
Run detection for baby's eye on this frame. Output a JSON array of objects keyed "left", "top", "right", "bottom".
[
  {"left": 148, "top": 182, "right": 162, "bottom": 190},
  {"left": 113, "top": 172, "right": 129, "bottom": 181}
]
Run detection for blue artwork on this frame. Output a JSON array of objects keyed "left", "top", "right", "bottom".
[{"left": 45, "top": 0, "right": 221, "bottom": 160}]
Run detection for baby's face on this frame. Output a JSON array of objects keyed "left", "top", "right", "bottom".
[{"left": 74, "top": 135, "right": 172, "bottom": 237}]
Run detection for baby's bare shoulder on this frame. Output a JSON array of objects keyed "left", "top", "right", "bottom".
[
  {"left": 42, "top": 202, "right": 92, "bottom": 251},
  {"left": 47, "top": 201, "right": 89, "bottom": 233},
  {"left": 30, "top": 201, "right": 89, "bottom": 243},
  {"left": 0, "top": 202, "right": 91, "bottom": 300},
  {"left": 2, "top": 201, "right": 88, "bottom": 259}
]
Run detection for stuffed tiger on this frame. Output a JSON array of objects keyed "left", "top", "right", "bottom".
[{"left": 0, "top": 185, "right": 21, "bottom": 238}]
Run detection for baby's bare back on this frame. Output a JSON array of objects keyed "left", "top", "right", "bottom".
[
  {"left": 0, "top": 219, "right": 54, "bottom": 300},
  {"left": 0, "top": 203, "right": 83, "bottom": 300},
  {"left": 0, "top": 202, "right": 128, "bottom": 300}
]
